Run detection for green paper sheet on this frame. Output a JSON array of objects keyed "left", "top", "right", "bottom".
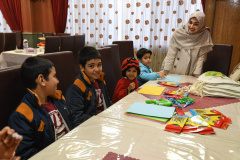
[{"left": 125, "top": 112, "right": 169, "bottom": 123}]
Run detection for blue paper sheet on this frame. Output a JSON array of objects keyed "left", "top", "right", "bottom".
[
  {"left": 126, "top": 102, "right": 175, "bottom": 118},
  {"left": 158, "top": 75, "right": 182, "bottom": 83}
]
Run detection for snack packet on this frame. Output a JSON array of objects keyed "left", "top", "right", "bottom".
[
  {"left": 189, "top": 115, "right": 215, "bottom": 134},
  {"left": 201, "top": 114, "right": 231, "bottom": 129},
  {"left": 190, "top": 109, "right": 231, "bottom": 130},
  {"left": 157, "top": 81, "right": 179, "bottom": 87},
  {"left": 165, "top": 115, "right": 188, "bottom": 133},
  {"left": 164, "top": 90, "right": 188, "bottom": 97},
  {"left": 191, "top": 109, "right": 222, "bottom": 116}
]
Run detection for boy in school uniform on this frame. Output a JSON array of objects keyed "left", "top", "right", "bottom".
[
  {"left": 136, "top": 48, "right": 167, "bottom": 86},
  {"left": 65, "top": 46, "right": 112, "bottom": 125},
  {"left": 8, "top": 57, "right": 78, "bottom": 160}
]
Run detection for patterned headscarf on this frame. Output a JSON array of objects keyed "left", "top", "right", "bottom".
[{"left": 169, "top": 11, "right": 213, "bottom": 51}]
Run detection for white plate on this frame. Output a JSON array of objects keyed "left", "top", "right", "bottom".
[{"left": 14, "top": 49, "right": 24, "bottom": 53}]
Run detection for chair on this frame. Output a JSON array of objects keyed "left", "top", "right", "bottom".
[
  {"left": 37, "top": 51, "right": 76, "bottom": 96},
  {"left": 44, "top": 36, "right": 60, "bottom": 53},
  {"left": 3, "top": 33, "right": 17, "bottom": 51},
  {"left": 12, "top": 30, "right": 23, "bottom": 49},
  {"left": 0, "top": 66, "right": 26, "bottom": 129},
  {"left": 112, "top": 40, "right": 134, "bottom": 64},
  {"left": 60, "top": 36, "right": 74, "bottom": 52},
  {"left": 203, "top": 44, "right": 233, "bottom": 76},
  {"left": 97, "top": 47, "right": 116, "bottom": 99},
  {"left": 58, "top": 33, "right": 71, "bottom": 36},
  {"left": 42, "top": 32, "right": 55, "bottom": 37},
  {"left": 0, "top": 33, "right": 4, "bottom": 53},
  {"left": 73, "top": 35, "right": 85, "bottom": 76},
  {"left": 104, "top": 44, "right": 122, "bottom": 90}
]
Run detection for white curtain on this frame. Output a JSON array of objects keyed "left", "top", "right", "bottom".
[
  {"left": 0, "top": 10, "right": 11, "bottom": 32},
  {"left": 66, "top": 0, "right": 203, "bottom": 71},
  {"left": 119, "top": 0, "right": 203, "bottom": 71},
  {"left": 65, "top": 0, "right": 118, "bottom": 48}
]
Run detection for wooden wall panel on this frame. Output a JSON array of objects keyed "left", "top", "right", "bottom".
[
  {"left": 21, "top": 0, "right": 32, "bottom": 32},
  {"left": 205, "top": 0, "right": 216, "bottom": 35},
  {"left": 30, "top": 0, "right": 55, "bottom": 33},
  {"left": 207, "top": 0, "right": 240, "bottom": 75},
  {"left": 21, "top": 0, "right": 55, "bottom": 33}
]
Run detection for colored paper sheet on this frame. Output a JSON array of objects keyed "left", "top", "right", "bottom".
[
  {"left": 138, "top": 85, "right": 165, "bottom": 95},
  {"left": 126, "top": 102, "right": 175, "bottom": 118},
  {"left": 158, "top": 75, "right": 182, "bottom": 83},
  {"left": 125, "top": 112, "right": 169, "bottom": 123}
]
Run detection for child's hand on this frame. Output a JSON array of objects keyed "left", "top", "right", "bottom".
[
  {"left": 0, "top": 126, "right": 23, "bottom": 160},
  {"left": 127, "top": 82, "right": 136, "bottom": 93},
  {"left": 157, "top": 71, "right": 168, "bottom": 78}
]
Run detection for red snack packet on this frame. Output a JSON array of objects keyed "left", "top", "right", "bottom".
[
  {"left": 165, "top": 115, "right": 188, "bottom": 133},
  {"left": 193, "top": 109, "right": 222, "bottom": 116},
  {"left": 198, "top": 112, "right": 232, "bottom": 130},
  {"left": 164, "top": 90, "right": 188, "bottom": 97},
  {"left": 157, "top": 81, "right": 179, "bottom": 87},
  {"left": 175, "top": 106, "right": 185, "bottom": 116},
  {"left": 183, "top": 115, "right": 215, "bottom": 134}
]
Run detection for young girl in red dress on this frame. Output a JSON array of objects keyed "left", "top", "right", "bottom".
[{"left": 112, "top": 57, "right": 140, "bottom": 103}]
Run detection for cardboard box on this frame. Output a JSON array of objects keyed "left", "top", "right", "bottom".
[{"left": 26, "top": 48, "right": 37, "bottom": 54}]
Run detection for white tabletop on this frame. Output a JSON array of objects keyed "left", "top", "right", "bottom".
[
  {"left": 30, "top": 75, "right": 240, "bottom": 160},
  {"left": 30, "top": 104, "right": 240, "bottom": 160},
  {"left": 0, "top": 49, "right": 44, "bottom": 69},
  {"left": 98, "top": 75, "right": 197, "bottom": 129}
]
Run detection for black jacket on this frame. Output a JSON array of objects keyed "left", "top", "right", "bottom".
[
  {"left": 65, "top": 71, "right": 112, "bottom": 125},
  {"left": 8, "top": 89, "right": 78, "bottom": 160}
]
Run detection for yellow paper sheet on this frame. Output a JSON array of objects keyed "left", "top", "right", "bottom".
[{"left": 138, "top": 85, "right": 165, "bottom": 95}]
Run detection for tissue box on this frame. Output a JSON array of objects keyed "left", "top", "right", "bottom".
[{"left": 26, "top": 48, "right": 37, "bottom": 54}]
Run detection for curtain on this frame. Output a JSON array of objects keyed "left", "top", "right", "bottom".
[
  {"left": 51, "top": 0, "right": 69, "bottom": 35},
  {"left": 201, "top": 0, "right": 206, "bottom": 13},
  {"left": 66, "top": 0, "right": 203, "bottom": 71},
  {"left": 0, "top": 10, "right": 11, "bottom": 32},
  {"left": 0, "top": 0, "right": 23, "bottom": 31},
  {"left": 65, "top": 0, "right": 118, "bottom": 47},
  {"left": 120, "top": 0, "right": 203, "bottom": 72}
]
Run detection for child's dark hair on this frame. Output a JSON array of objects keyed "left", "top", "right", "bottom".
[
  {"left": 78, "top": 46, "right": 101, "bottom": 67},
  {"left": 136, "top": 48, "right": 152, "bottom": 59},
  {"left": 20, "top": 57, "right": 54, "bottom": 89}
]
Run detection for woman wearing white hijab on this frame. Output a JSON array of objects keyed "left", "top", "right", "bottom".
[{"left": 161, "top": 11, "right": 213, "bottom": 78}]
